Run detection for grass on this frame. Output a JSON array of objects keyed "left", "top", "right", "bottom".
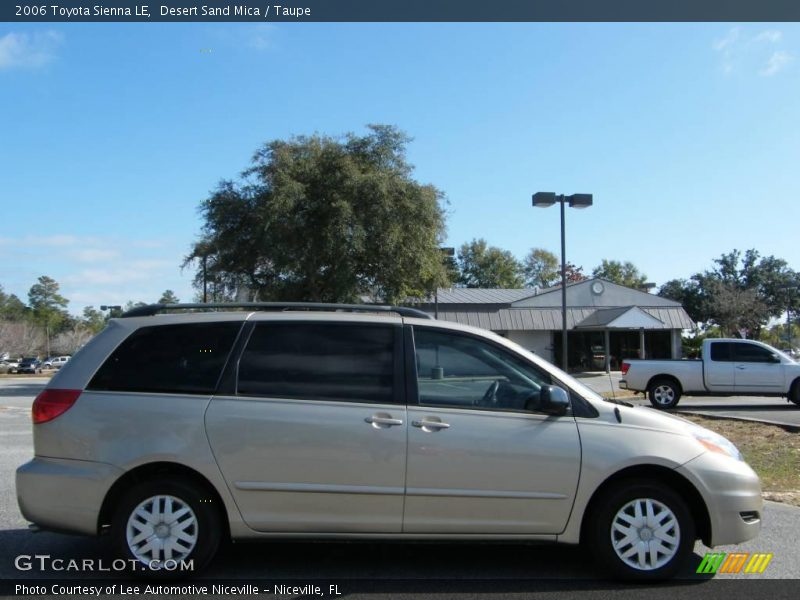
[{"left": 681, "top": 414, "right": 800, "bottom": 507}]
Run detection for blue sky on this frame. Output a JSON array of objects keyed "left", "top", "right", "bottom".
[{"left": 1, "top": 23, "right": 798, "bottom": 314}]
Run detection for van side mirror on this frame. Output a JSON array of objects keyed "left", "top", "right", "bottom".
[{"left": 539, "top": 385, "right": 570, "bottom": 416}]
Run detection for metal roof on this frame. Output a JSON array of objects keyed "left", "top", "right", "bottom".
[
  {"left": 428, "top": 288, "right": 539, "bottom": 304},
  {"left": 429, "top": 306, "right": 694, "bottom": 331}
]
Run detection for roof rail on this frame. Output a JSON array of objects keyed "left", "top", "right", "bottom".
[{"left": 120, "top": 302, "right": 433, "bottom": 320}]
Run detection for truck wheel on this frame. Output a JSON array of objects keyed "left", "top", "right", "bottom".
[
  {"left": 588, "top": 480, "right": 695, "bottom": 580},
  {"left": 648, "top": 379, "right": 681, "bottom": 409}
]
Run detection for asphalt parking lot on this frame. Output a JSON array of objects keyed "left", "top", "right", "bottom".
[
  {"left": 0, "top": 376, "right": 798, "bottom": 594},
  {"left": 577, "top": 372, "right": 800, "bottom": 428}
]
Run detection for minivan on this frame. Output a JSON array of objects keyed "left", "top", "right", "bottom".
[{"left": 16, "top": 303, "right": 762, "bottom": 580}]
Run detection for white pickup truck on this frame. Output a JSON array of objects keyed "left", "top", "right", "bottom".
[{"left": 620, "top": 338, "right": 800, "bottom": 409}]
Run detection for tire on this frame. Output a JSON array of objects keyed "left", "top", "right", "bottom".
[
  {"left": 790, "top": 380, "right": 800, "bottom": 407},
  {"left": 111, "top": 478, "right": 222, "bottom": 578},
  {"left": 648, "top": 378, "right": 681, "bottom": 409},
  {"left": 588, "top": 480, "right": 695, "bottom": 581}
]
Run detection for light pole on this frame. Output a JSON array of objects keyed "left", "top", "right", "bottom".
[{"left": 532, "top": 192, "right": 593, "bottom": 371}]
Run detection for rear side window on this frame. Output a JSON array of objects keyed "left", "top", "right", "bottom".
[
  {"left": 88, "top": 322, "right": 242, "bottom": 395},
  {"left": 237, "top": 323, "right": 397, "bottom": 404},
  {"left": 709, "top": 342, "right": 733, "bottom": 362}
]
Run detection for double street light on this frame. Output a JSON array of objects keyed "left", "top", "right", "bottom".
[{"left": 532, "top": 192, "right": 593, "bottom": 370}]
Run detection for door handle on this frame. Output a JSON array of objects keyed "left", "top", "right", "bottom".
[
  {"left": 736, "top": 365, "right": 746, "bottom": 370},
  {"left": 412, "top": 419, "right": 450, "bottom": 430},
  {"left": 365, "top": 415, "right": 404, "bottom": 427}
]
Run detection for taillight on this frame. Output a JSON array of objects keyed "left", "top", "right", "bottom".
[
  {"left": 32, "top": 389, "right": 81, "bottom": 424},
  {"left": 621, "top": 362, "right": 630, "bottom": 376}
]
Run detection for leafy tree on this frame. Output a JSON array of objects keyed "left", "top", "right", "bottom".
[
  {"left": 564, "top": 262, "right": 587, "bottom": 283},
  {"left": 82, "top": 306, "right": 107, "bottom": 334},
  {"left": 185, "top": 125, "right": 447, "bottom": 304},
  {"left": 706, "top": 281, "right": 769, "bottom": 338},
  {"left": 0, "top": 285, "right": 27, "bottom": 321},
  {"left": 124, "top": 301, "right": 147, "bottom": 312},
  {"left": 658, "top": 278, "right": 709, "bottom": 324},
  {"left": 457, "top": 239, "right": 524, "bottom": 288},
  {"left": 158, "top": 290, "right": 180, "bottom": 304},
  {"left": 523, "top": 248, "right": 559, "bottom": 288},
  {"left": 28, "top": 276, "right": 68, "bottom": 355},
  {"left": 592, "top": 259, "right": 648, "bottom": 288}
]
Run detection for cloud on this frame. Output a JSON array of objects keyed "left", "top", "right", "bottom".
[
  {"left": 0, "top": 30, "right": 63, "bottom": 70},
  {"left": 712, "top": 27, "right": 793, "bottom": 77},
  {"left": 68, "top": 249, "right": 121, "bottom": 263},
  {"left": 248, "top": 24, "right": 277, "bottom": 50},
  {"left": 760, "top": 50, "right": 793, "bottom": 76}
]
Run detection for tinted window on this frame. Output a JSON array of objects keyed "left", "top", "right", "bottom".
[
  {"left": 88, "top": 322, "right": 242, "bottom": 394},
  {"left": 238, "top": 323, "right": 397, "bottom": 404},
  {"left": 413, "top": 328, "right": 553, "bottom": 413},
  {"left": 709, "top": 342, "right": 733, "bottom": 362},
  {"left": 734, "top": 343, "right": 776, "bottom": 363}
]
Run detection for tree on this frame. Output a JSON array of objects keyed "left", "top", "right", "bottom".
[
  {"left": 185, "top": 125, "right": 447, "bottom": 304},
  {"left": 658, "top": 278, "right": 709, "bottom": 324},
  {"left": 28, "top": 276, "right": 68, "bottom": 356},
  {"left": 706, "top": 281, "right": 769, "bottom": 338},
  {"left": 81, "top": 306, "right": 107, "bottom": 334},
  {"left": 158, "top": 290, "right": 180, "bottom": 304},
  {"left": 457, "top": 239, "right": 524, "bottom": 288},
  {"left": 592, "top": 259, "right": 648, "bottom": 288},
  {"left": 0, "top": 285, "right": 27, "bottom": 321},
  {"left": 564, "top": 262, "right": 587, "bottom": 283},
  {"left": 523, "top": 248, "right": 559, "bottom": 288}
]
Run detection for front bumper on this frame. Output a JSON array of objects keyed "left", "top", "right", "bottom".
[
  {"left": 16, "top": 457, "right": 123, "bottom": 536},
  {"left": 677, "top": 452, "right": 763, "bottom": 546}
]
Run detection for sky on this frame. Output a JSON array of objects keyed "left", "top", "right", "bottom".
[{"left": 1, "top": 22, "right": 799, "bottom": 315}]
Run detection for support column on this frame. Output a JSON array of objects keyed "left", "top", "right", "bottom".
[
  {"left": 671, "top": 330, "right": 682, "bottom": 359},
  {"left": 604, "top": 329, "right": 611, "bottom": 373},
  {"left": 639, "top": 329, "right": 646, "bottom": 360}
]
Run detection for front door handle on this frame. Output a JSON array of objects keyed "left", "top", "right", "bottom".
[
  {"left": 365, "top": 414, "right": 404, "bottom": 427},
  {"left": 412, "top": 419, "right": 450, "bottom": 431},
  {"left": 736, "top": 365, "right": 746, "bottom": 370}
]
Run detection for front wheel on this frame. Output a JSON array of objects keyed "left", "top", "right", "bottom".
[
  {"left": 111, "top": 478, "right": 221, "bottom": 578},
  {"left": 790, "top": 381, "right": 800, "bottom": 407},
  {"left": 588, "top": 481, "right": 695, "bottom": 581},
  {"left": 648, "top": 379, "right": 681, "bottom": 409}
]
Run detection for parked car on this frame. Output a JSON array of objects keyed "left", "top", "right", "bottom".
[
  {"left": 620, "top": 338, "right": 800, "bottom": 409},
  {"left": 17, "top": 303, "right": 762, "bottom": 580},
  {"left": 17, "top": 358, "right": 42, "bottom": 374},
  {"left": 2, "top": 358, "right": 20, "bottom": 374},
  {"left": 43, "top": 356, "right": 70, "bottom": 370}
]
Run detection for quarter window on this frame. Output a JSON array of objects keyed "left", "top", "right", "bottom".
[
  {"left": 709, "top": 342, "right": 734, "bottom": 362},
  {"left": 88, "top": 322, "right": 242, "bottom": 395},
  {"left": 413, "top": 328, "right": 553, "bottom": 413},
  {"left": 237, "top": 323, "right": 397, "bottom": 404}
]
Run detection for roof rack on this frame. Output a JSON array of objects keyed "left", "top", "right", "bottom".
[{"left": 120, "top": 302, "right": 433, "bottom": 320}]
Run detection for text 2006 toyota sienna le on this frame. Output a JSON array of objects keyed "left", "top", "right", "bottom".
[{"left": 16, "top": 303, "right": 762, "bottom": 580}]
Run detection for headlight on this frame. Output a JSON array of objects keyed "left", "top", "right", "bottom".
[{"left": 689, "top": 425, "right": 743, "bottom": 461}]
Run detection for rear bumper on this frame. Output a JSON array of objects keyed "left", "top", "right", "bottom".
[
  {"left": 677, "top": 452, "right": 763, "bottom": 546},
  {"left": 16, "top": 457, "right": 123, "bottom": 536}
]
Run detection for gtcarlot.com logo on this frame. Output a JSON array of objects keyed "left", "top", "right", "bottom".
[{"left": 696, "top": 552, "right": 773, "bottom": 574}]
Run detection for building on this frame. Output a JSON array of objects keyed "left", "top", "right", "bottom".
[{"left": 417, "top": 278, "right": 694, "bottom": 371}]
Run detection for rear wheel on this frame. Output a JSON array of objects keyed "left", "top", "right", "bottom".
[
  {"left": 111, "top": 478, "right": 221, "bottom": 578},
  {"left": 588, "top": 481, "right": 695, "bottom": 581},
  {"left": 648, "top": 379, "right": 681, "bottom": 409}
]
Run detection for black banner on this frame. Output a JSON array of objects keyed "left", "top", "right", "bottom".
[{"left": 3, "top": 0, "right": 800, "bottom": 23}]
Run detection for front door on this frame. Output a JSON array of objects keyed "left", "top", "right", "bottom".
[
  {"left": 403, "top": 327, "right": 581, "bottom": 534},
  {"left": 733, "top": 341, "right": 785, "bottom": 393},
  {"left": 206, "top": 320, "right": 407, "bottom": 533}
]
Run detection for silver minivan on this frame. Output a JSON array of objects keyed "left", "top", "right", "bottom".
[{"left": 16, "top": 303, "right": 762, "bottom": 580}]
